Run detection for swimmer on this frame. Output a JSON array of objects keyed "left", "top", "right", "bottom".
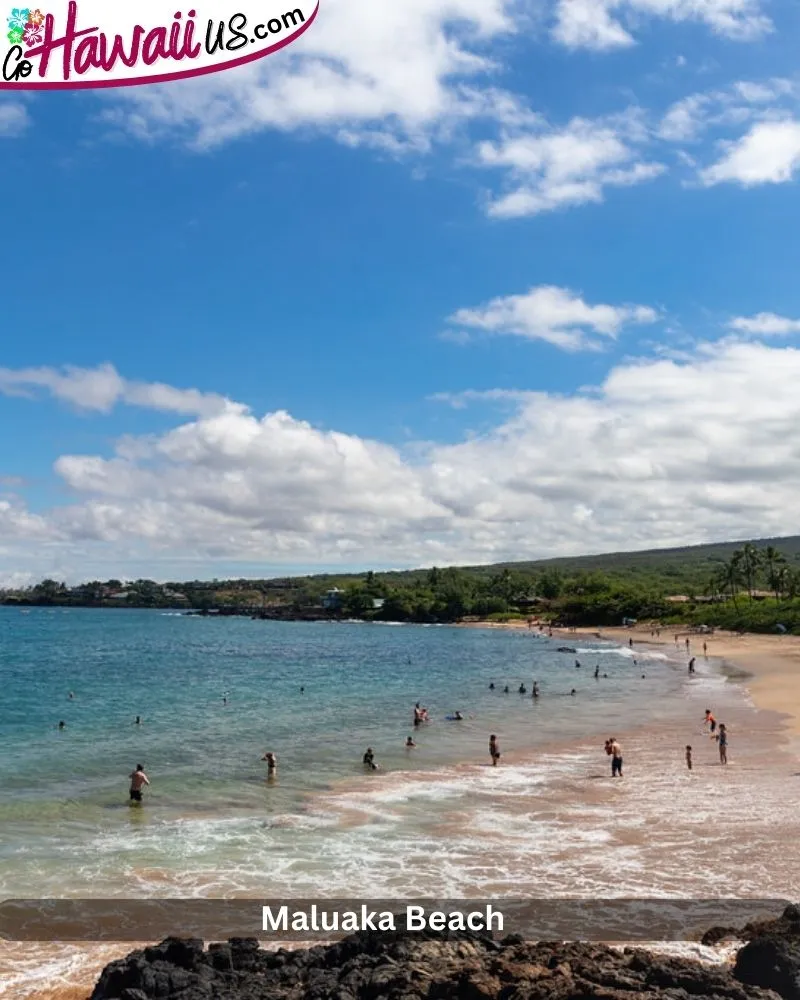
[
  {"left": 405, "top": 736, "right": 416, "bottom": 748},
  {"left": 129, "top": 763, "right": 150, "bottom": 804},
  {"left": 503, "top": 685, "right": 509, "bottom": 693},
  {"left": 134, "top": 715, "right": 141, "bottom": 725},
  {"left": 261, "top": 751, "right": 277, "bottom": 774},
  {"left": 57, "top": 720, "right": 66, "bottom": 730},
  {"left": 603, "top": 673, "right": 608, "bottom": 679},
  {"left": 300, "top": 686, "right": 305, "bottom": 694},
  {"left": 68, "top": 691, "right": 74, "bottom": 700},
  {"left": 685, "top": 744, "right": 692, "bottom": 770},
  {"left": 641, "top": 674, "right": 646, "bottom": 679},
  {"left": 363, "top": 747, "right": 378, "bottom": 771},
  {"left": 570, "top": 688, "right": 576, "bottom": 696},
  {"left": 453, "top": 711, "right": 464, "bottom": 720},
  {"left": 489, "top": 682, "right": 495, "bottom": 690},
  {"left": 489, "top": 734, "right": 500, "bottom": 766},
  {"left": 518, "top": 684, "right": 526, "bottom": 694}
]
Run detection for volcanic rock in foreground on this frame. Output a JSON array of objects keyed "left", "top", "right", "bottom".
[{"left": 90, "top": 925, "right": 795, "bottom": 1000}]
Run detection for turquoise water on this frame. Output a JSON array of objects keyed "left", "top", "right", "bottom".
[{"left": 0, "top": 608, "right": 681, "bottom": 899}]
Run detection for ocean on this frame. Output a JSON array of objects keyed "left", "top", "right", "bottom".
[{"left": 1, "top": 607, "right": 799, "bottom": 995}]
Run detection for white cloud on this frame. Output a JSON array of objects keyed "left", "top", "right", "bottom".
[
  {"left": 0, "top": 101, "right": 29, "bottom": 137},
  {"left": 699, "top": 119, "right": 800, "bottom": 186},
  {"left": 5, "top": 342, "right": 800, "bottom": 579},
  {"left": 553, "top": 0, "right": 771, "bottom": 51},
  {"left": 446, "top": 285, "right": 658, "bottom": 350},
  {"left": 730, "top": 312, "right": 800, "bottom": 335},
  {"left": 101, "top": 0, "right": 521, "bottom": 151},
  {"left": 0, "top": 363, "right": 240, "bottom": 417},
  {"left": 658, "top": 78, "right": 795, "bottom": 142},
  {"left": 478, "top": 115, "right": 665, "bottom": 217}
]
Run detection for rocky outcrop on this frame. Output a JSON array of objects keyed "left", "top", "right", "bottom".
[{"left": 90, "top": 920, "right": 800, "bottom": 1000}]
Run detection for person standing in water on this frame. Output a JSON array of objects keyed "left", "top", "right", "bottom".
[
  {"left": 261, "top": 751, "right": 277, "bottom": 775},
  {"left": 609, "top": 738, "right": 623, "bottom": 777},
  {"left": 594, "top": 665, "right": 600, "bottom": 679},
  {"left": 685, "top": 745, "right": 693, "bottom": 770},
  {"left": 129, "top": 764, "right": 150, "bottom": 804},
  {"left": 704, "top": 709, "right": 716, "bottom": 734},
  {"left": 405, "top": 736, "right": 416, "bottom": 749},
  {"left": 716, "top": 725, "right": 728, "bottom": 764},
  {"left": 489, "top": 734, "right": 500, "bottom": 765},
  {"left": 363, "top": 747, "right": 378, "bottom": 770},
  {"left": 688, "top": 658, "right": 696, "bottom": 674},
  {"left": 532, "top": 682, "right": 539, "bottom": 699},
  {"left": 703, "top": 642, "right": 708, "bottom": 656}
]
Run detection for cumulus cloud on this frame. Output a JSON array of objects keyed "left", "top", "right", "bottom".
[
  {"left": 0, "top": 340, "right": 787, "bottom": 574},
  {"left": 101, "top": 0, "right": 521, "bottom": 151},
  {"left": 478, "top": 114, "right": 665, "bottom": 217},
  {"left": 699, "top": 119, "right": 800, "bottom": 186},
  {"left": 0, "top": 100, "right": 29, "bottom": 137},
  {"left": 5, "top": 339, "right": 800, "bottom": 580},
  {"left": 446, "top": 285, "right": 658, "bottom": 350},
  {"left": 730, "top": 312, "right": 800, "bottom": 335},
  {"left": 553, "top": 0, "right": 771, "bottom": 51},
  {"left": 0, "top": 363, "right": 240, "bottom": 417}
]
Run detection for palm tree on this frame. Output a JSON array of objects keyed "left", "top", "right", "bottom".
[
  {"left": 763, "top": 546, "right": 787, "bottom": 600},
  {"left": 738, "top": 544, "right": 762, "bottom": 601},
  {"left": 720, "top": 557, "right": 741, "bottom": 608}
]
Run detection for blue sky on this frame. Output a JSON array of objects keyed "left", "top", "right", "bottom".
[{"left": 3, "top": 0, "right": 800, "bottom": 583}]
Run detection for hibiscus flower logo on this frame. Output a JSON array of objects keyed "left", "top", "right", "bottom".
[
  {"left": 6, "top": 7, "right": 30, "bottom": 30},
  {"left": 23, "top": 19, "right": 41, "bottom": 43},
  {"left": 27, "top": 6, "right": 43, "bottom": 23},
  {"left": 7, "top": 25, "right": 23, "bottom": 43}
]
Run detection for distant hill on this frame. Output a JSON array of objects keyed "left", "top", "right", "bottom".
[{"left": 272, "top": 534, "right": 800, "bottom": 596}]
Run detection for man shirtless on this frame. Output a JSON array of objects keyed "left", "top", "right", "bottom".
[{"left": 129, "top": 764, "right": 150, "bottom": 804}]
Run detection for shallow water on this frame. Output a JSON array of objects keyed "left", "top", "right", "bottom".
[{"left": 1, "top": 609, "right": 798, "bottom": 996}]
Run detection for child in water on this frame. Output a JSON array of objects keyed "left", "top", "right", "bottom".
[
  {"left": 716, "top": 724, "right": 727, "bottom": 764},
  {"left": 363, "top": 747, "right": 378, "bottom": 770},
  {"left": 405, "top": 736, "right": 416, "bottom": 748}
]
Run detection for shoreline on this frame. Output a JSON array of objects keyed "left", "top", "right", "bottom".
[{"left": 459, "top": 618, "right": 800, "bottom": 738}]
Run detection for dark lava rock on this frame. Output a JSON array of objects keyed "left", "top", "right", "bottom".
[{"left": 90, "top": 929, "right": 788, "bottom": 1000}]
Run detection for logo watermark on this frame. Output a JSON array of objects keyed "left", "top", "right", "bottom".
[{"left": 1, "top": 0, "right": 317, "bottom": 89}]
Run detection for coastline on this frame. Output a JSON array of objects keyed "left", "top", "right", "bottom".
[{"left": 459, "top": 619, "right": 800, "bottom": 738}]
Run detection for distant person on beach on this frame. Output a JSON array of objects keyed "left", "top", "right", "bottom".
[
  {"left": 261, "top": 751, "right": 277, "bottom": 774},
  {"left": 452, "top": 711, "right": 464, "bottom": 720},
  {"left": 685, "top": 745, "right": 692, "bottom": 770},
  {"left": 68, "top": 691, "right": 74, "bottom": 700},
  {"left": 363, "top": 748, "right": 377, "bottom": 770},
  {"left": 704, "top": 709, "right": 717, "bottom": 734},
  {"left": 629, "top": 638, "right": 633, "bottom": 647},
  {"left": 518, "top": 684, "right": 526, "bottom": 694},
  {"left": 300, "top": 686, "right": 305, "bottom": 693},
  {"left": 58, "top": 720, "right": 65, "bottom": 730},
  {"left": 594, "top": 665, "right": 600, "bottom": 679},
  {"left": 575, "top": 660, "right": 581, "bottom": 669},
  {"left": 716, "top": 725, "right": 728, "bottom": 764},
  {"left": 222, "top": 693, "right": 228, "bottom": 705},
  {"left": 134, "top": 716, "right": 141, "bottom": 725},
  {"left": 685, "top": 638, "right": 690, "bottom": 650},
  {"left": 609, "top": 738, "right": 623, "bottom": 777},
  {"left": 129, "top": 764, "right": 150, "bottom": 804},
  {"left": 689, "top": 658, "right": 696, "bottom": 674},
  {"left": 703, "top": 642, "right": 708, "bottom": 656},
  {"left": 570, "top": 688, "right": 576, "bottom": 696},
  {"left": 532, "top": 682, "right": 539, "bottom": 698},
  {"left": 489, "top": 734, "right": 500, "bottom": 765},
  {"left": 489, "top": 683, "right": 495, "bottom": 690},
  {"left": 503, "top": 685, "right": 509, "bottom": 693},
  {"left": 405, "top": 736, "right": 416, "bottom": 748}
]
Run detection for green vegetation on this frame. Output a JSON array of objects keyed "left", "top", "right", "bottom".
[{"left": 4, "top": 535, "right": 800, "bottom": 632}]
